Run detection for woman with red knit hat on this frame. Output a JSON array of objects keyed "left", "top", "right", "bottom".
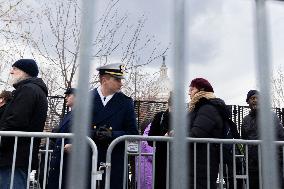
[{"left": 187, "top": 78, "right": 231, "bottom": 189}]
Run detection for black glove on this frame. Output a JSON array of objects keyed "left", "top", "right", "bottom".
[{"left": 96, "top": 126, "right": 112, "bottom": 140}]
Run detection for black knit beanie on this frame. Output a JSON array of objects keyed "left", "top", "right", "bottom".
[
  {"left": 246, "top": 90, "right": 259, "bottom": 102},
  {"left": 12, "top": 59, "right": 39, "bottom": 77}
]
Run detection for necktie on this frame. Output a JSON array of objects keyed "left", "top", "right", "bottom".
[{"left": 103, "top": 97, "right": 106, "bottom": 101}]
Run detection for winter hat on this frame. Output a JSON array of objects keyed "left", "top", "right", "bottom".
[
  {"left": 246, "top": 90, "right": 259, "bottom": 102},
  {"left": 12, "top": 59, "right": 39, "bottom": 77},
  {"left": 64, "top": 88, "right": 76, "bottom": 95},
  {"left": 189, "top": 78, "right": 214, "bottom": 92}
]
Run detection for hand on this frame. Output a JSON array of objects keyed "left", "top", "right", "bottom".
[
  {"left": 96, "top": 126, "right": 112, "bottom": 140},
  {"left": 64, "top": 144, "right": 72, "bottom": 153},
  {"left": 165, "top": 130, "right": 174, "bottom": 137}
]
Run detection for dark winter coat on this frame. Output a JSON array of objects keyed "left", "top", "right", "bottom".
[
  {"left": 0, "top": 103, "right": 8, "bottom": 120},
  {"left": 241, "top": 110, "right": 284, "bottom": 188},
  {"left": 47, "top": 111, "right": 72, "bottom": 189},
  {"left": 188, "top": 97, "right": 228, "bottom": 189},
  {"left": 148, "top": 109, "right": 170, "bottom": 189},
  {"left": 241, "top": 110, "right": 284, "bottom": 163},
  {"left": 91, "top": 88, "right": 138, "bottom": 189},
  {"left": 0, "top": 78, "right": 48, "bottom": 170}
]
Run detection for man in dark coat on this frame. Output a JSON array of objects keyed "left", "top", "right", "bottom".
[
  {"left": 0, "top": 59, "right": 48, "bottom": 189},
  {"left": 0, "top": 90, "right": 12, "bottom": 119},
  {"left": 46, "top": 88, "right": 76, "bottom": 189},
  {"left": 241, "top": 90, "right": 284, "bottom": 189},
  {"left": 188, "top": 78, "right": 228, "bottom": 189},
  {"left": 91, "top": 63, "right": 138, "bottom": 189}
]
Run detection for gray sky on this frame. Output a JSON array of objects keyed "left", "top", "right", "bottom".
[
  {"left": 95, "top": 0, "right": 284, "bottom": 105},
  {"left": 1, "top": 0, "right": 283, "bottom": 106}
]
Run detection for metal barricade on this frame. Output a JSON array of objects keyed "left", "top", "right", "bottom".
[
  {"left": 0, "top": 131, "right": 99, "bottom": 189},
  {"left": 104, "top": 135, "right": 171, "bottom": 189},
  {"left": 102, "top": 135, "right": 284, "bottom": 189}
]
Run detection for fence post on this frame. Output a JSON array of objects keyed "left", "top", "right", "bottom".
[
  {"left": 68, "top": 0, "right": 96, "bottom": 188},
  {"left": 171, "top": 0, "right": 188, "bottom": 188},
  {"left": 254, "top": 0, "right": 279, "bottom": 188}
]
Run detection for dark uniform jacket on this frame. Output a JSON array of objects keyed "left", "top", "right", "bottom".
[
  {"left": 0, "top": 78, "right": 48, "bottom": 170},
  {"left": 188, "top": 97, "right": 228, "bottom": 189},
  {"left": 47, "top": 111, "right": 72, "bottom": 189},
  {"left": 91, "top": 88, "right": 138, "bottom": 189}
]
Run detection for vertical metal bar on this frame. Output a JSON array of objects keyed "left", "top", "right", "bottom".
[
  {"left": 137, "top": 141, "right": 141, "bottom": 189},
  {"left": 10, "top": 136, "right": 18, "bottom": 189},
  {"left": 283, "top": 146, "right": 284, "bottom": 184},
  {"left": 207, "top": 143, "right": 210, "bottom": 189},
  {"left": 48, "top": 150, "right": 52, "bottom": 179},
  {"left": 88, "top": 138, "right": 98, "bottom": 189},
  {"left": 171, "top": 0, "right": 188, "bottom": 188},
  {"left": 194, "top": 142, "right": 196, "bottom": 189},
  {"left": 43, "top": 138, "right": 50, "bottom": 189},
  {"left": 68, "top": 0, "right": 96, "bottom": 188},
  {"left": 152, "top": 141, "right": 156, "bottom": 189},
  {"left": 59, "top": 138, "right": 65, "bottom": 189},
  {"left": 238, "top": 106, "right": 241, "bottom": 130},
  {"left": 26, "top": 137, "right": 34, "bottom": 189},
  {"left": 225, "top": 165, "right": 228, "bottom": 189},
  {"left": 245, "top": 144, "right": 249, "bottom": 188},
  {"left": 258, "top": 144, "right": 263, "bottom": 189},
  {"left": 123, "top": 141, "right": 128, "bottom": 189},
  {"left": 254, "top": 0, "right": 279, "bottom": 188},
  {"left": 219, "top": 144, "right": 224, "bottom": 189},
  {"left": 233, "top": 144, "right": 236, "bottom": 189},
  {"left": 37, "top": 151, "right": 42, "bottom": 184}
]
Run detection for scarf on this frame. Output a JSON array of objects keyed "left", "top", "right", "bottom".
[{"left": 189, "top": 91, "right": 216, "bottom": 112}]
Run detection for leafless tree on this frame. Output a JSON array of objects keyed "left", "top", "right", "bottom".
[
  {"left": 22, "top": 0, "right": 168, "bottom": 96},
  {"left": 0, "top": 0, "right": 31, "bottom": 90},
  {"left": 0, "top": 0, "right": 169, "bottom": 129},
  {"left": 18, "top": 0, "right": 82, "bottom": 95},
  {"left": 272, "top": 66, "right": 284, "bottom": 108}
]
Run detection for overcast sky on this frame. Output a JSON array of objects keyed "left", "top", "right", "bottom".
[
  {"left": 1, "top": 0, "right": 283, "bottom": 106},
  {"left": 95, "top": 0, "right": 284, "bottom": 105}
]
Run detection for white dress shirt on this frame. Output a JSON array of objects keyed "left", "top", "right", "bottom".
[{"left": 97, "top": 86, "right": 114, "bottom": 106}]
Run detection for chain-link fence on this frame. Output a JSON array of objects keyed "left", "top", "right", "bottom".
[
  {"left": 44, "top": 97, "right": 284, "bottom": 135},
  {"left": 133, "top": 101, "right": 284, "bottom": 134}
]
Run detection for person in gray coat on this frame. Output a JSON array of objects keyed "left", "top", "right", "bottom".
[{"left": 241, "top": 90, "right": 284, "bottom": 189}]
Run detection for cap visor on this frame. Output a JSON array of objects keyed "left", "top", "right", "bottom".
[{"left": 112, "top": 75, "right": 125, "bottom": 79}]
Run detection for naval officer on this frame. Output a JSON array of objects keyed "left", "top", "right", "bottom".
[{"left": 91, "top": 63, "right": 138, "bottom": 189}]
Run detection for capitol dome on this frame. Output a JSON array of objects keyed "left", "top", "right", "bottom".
[{"left": 153, "top": 56, "right": 172, "bottom": 101}]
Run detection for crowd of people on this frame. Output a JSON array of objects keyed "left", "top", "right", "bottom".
[{"left": 0, "top": 58, "right": 284, "bottom": 189}]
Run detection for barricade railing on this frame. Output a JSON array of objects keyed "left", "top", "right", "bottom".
[
  {"left": 0, "top": 131, "right": 98, "bottom": 189},
  {"left": 103, "top": 135, "right": 284, "bottom": 189}
]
